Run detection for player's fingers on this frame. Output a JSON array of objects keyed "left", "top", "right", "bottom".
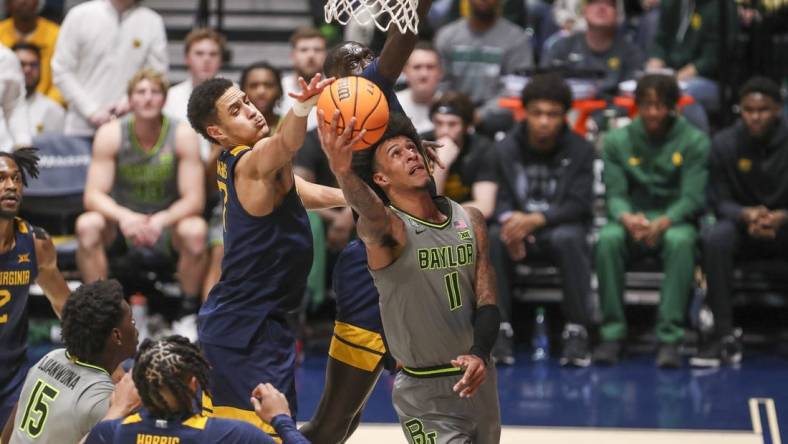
[
  {"left": 338, "top": 118, "right": 355, "bottom": 144},
  {"left": 349, "top": 129, "right": 366, "bottom": 148},
  {"left": 250, "top": 396, "right": 262, "bottom": 412}
]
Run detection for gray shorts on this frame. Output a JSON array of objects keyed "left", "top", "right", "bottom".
[{"left": 392, "top": 365, "right": 501, "bottom": 444}]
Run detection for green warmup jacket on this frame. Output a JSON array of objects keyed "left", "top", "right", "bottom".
[{"left": 602, "top": 116, "right": 710, "bottom": 223}]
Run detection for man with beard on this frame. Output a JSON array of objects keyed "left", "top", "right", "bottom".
[
  {"left": 281, "top": 28, "right": 327, "bottom": 131},
  {"left": 0, "top": 148, "right": 70, "bottom": 428},
  {"left": 692, "top": 77, "right": 788, "bottom": 368}
]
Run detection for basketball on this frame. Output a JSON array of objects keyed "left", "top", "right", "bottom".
[{"left": 316, "top": 76, "right": 389, "bottom": 150}]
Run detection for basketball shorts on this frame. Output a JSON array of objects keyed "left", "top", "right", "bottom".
[
  {"left": 0, "top": 363, "right": 26, "bottom": 428},
  {"left": 393, "top": 364, "right": 501, "bottom": 444},
  {"left": 330, "top": 240, "right": 395, "bottom": 372},
  {"left": 201, "top": 315, "right": 296, "bottom": 439}
]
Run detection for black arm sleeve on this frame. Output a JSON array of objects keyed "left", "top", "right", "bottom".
[{"left": 469, "top": 304, "right": 501, "bottom": 364}]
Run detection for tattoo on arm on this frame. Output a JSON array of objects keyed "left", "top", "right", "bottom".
[
  {"left": 336, "top": 173, "right": 392, "bottom": 244},
  {"left": 468, "top": 207, "right": 497, "bottom": 307}
]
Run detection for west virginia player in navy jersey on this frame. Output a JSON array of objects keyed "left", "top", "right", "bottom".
[
  {"left": 187, "top": 74, "right": 345, "bottom": 436},
  {"left": 84, "top": 336, "right": 310, "bottom": 444},
  {"left": 300, "top": 3, "right": 448, "bottom": 441},
  {"left": 0, "top": 148, "right": 70, "bottom": 429}
]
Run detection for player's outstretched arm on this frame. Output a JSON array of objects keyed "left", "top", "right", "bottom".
[
  {"left": 250, "top": 383, "right": 310, "bottom": 444},
  {"left": 33, "top": 228, "right": 70, "bottom": 318},
  {"left": 451, "top": 207, "right": 501, "bottom": 399},
  {"left": 247, "top": 74, "right": 334, "bottom": 177},
  {"left": 377, "top": 0, "right": 434, "bottom": 82},
  {"left": 317, "top": 110, "right": 405, "bottom": 268},
  {"left": 294, "top": 175, "right": 347, "bottom": 210}
]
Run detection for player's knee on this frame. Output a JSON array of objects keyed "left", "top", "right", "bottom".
[
  {"left": 663, "top": 227, "right": 697, "bottom": 252},
  {"left": 596, "top": 223, "right": 626, "bottom": 251},
  {"left": 175, "top": 217, "right": 208, "bottom": 256},
  {"left": 75, "top": 212, "right": 107, "bottom": 247}
]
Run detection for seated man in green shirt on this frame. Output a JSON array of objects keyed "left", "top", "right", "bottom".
[{"left": 594, "top": 74, "right": 710, "bottom": 368}]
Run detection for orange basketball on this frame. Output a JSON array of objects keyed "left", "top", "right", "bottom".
[{"left": 316, "top": 76, "right": 389, "bottom": 150}]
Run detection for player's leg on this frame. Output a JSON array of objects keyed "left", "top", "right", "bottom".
[
  {"left": 202, "top": 315, "right": 297, "bottom": 439},
  {"left": 299, "top": 356, "right": 383, "bottom": 443},
  {"left": 392, "top": 372, "right": 477, "bottom": 444},
  {"left": 171, "top": 216, "right": 209, "bottom": 298},
  {"left": 75, "top": 211, "right": 117, "bottom": 282}
]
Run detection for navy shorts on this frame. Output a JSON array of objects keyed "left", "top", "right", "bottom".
[
  {"left": 201, "top": 315, "right": 296, "bottom": 438},
  {"left": 330, "top": 240, "right": 395, "bottom": 372},
  {"left": 0, "top": 364, "right": 26, "bottom": 428}
]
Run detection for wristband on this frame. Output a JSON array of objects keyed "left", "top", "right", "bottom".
[{"left": 292, "top": 94, "right": 319, "bottom": 117}]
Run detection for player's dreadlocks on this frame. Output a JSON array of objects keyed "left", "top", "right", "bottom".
[
  {"left": 133, "top": 335, "right": 212, "bottom": 419},
  {"left": 0, "top": 147, "right": 39, "bottom": 186}
]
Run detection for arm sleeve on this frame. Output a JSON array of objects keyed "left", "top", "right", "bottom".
[
  {"left": 543, "top": 144, "right": 594, "bottom": 226},
  {"left": 270, "top": 415, "right": 311, "bottom": 444},
  {"left": 602, "top": 135, "right": 633, "bottom": 220},
  {"left": 52, "top": 10, "right": 100, "bottom": 118},
  {"left": 665, "top": 133, "right": 710, "bottom": 223}
]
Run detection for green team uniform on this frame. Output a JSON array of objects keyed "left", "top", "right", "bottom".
[
  {"left": 370, "top": 197, "right": 501, "bottom": 444},
  {"left": 11, "top": 349, "right": 114, "bottom": 443},
  {"left": 597, "top": 116, "right": 710, "bottom": 343}
]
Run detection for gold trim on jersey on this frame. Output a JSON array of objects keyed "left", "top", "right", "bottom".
[
  {"left": 329, "top": 321, "right": 386, "bottom": 372},
  {"left": 182, "top": 414, "right": 209, "bottom": 430},
  {"left": 230, "top": 145, "right": 250, "bottom": 156},
  {"left": 122, "top": 413, "right": 143, "bottom": 425},
  {"left": 209, "top": 405, "right": 279, "bottom": 439}
]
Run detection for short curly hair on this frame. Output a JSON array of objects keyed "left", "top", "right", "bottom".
[
  {"left": 522, "top": 73, "right": 573, "bottom": 111},
  {"left": 187, "top": 77, "right": 234, "bottom": 145},
  {"left": 61, "top": 280, "right": 125, "bottom": 361}
]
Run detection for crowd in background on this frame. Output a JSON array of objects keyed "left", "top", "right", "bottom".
[{"left": 0, "top": 0, "right": 787, "bottom": 370}]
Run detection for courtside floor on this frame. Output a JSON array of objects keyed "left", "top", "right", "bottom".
[{"left": 296, "top": 350, "right": 786, "bottom": 443}]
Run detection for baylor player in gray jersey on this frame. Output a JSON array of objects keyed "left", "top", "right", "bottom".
[
  {"left": 3, "top": 280, "right": 140, "bottom": 444},
  {"left": 318, "top": 112, "right": 502, "bottom": 443}
]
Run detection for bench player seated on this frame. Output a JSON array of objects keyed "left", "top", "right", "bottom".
[{"left": 84, "top": 335, "right": 309, "bottom": 444}]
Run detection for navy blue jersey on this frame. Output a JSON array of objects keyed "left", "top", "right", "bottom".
[
  {"left": 362, "top": 58, "right": 403, "bottom": 113},
  {"left": 84, "top": 411, "right": 309, "bottom": 444},
  {"left": 333, "top": 240, "right": 383, "bottom": 334},
  {"left": 200, "top": 146, "right": 313, "bottom": 348},
  {"left": 0, "top": 218, "right": 38, "bottom": 389}
]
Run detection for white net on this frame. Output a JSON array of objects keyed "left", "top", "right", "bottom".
[{"left": 324, "top": 0, "right": 419, "bottom": 34}]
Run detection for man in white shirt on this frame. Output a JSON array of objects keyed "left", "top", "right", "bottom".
[
  {"left": 52, "top": 0, "right": 168, "bottom": 137},
  {"left": 280, "top": 28, "right": 326, "bottom": 130},
  {"left": 163, "top": 27, "right": 225, "bottom": 160},
  {"left": 395, "top": 41, "right": 443, "bottom": 134},
  {"left": 0, "top": 44, "right": 31, "bottom": 151},
  {"left": 13, "top": 42, "right": 64, "bottom": 136}
]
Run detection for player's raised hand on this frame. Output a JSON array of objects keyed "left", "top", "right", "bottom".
[
  {"left": 421, "top": 139, "right": 446, "bottom": 171},
  {"left": 451, "top": 354, "right": 487, "bottom": 398},
  {"left": 317, "top": 109, "right": 366, "bottom": 177},
  {"left": 289, "top": 73, "right": 335, "bottom": 102},
  {"left": 251, "top": 383, "right": 291, "bottom": 423}
]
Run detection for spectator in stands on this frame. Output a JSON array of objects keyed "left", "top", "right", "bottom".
[
  {"left": 434, "top": 0, "right": 533, "bottom": 117},
  {"left": 693, "top": 77, "right": 788, "bottom": 368},
  {"left": 0, "top": 45, "right": 31, "bottom": 150},
  {"left": 13, "top": 42, "right": 64, "bottom": 136},
  {"left": 52, "top": 0, "right": 168, "bottom": 138},
  {"left": 396, "top": 41, "right": 443, "bottom": 134},
  {"left": 76, "top": 69, "right": 207, "bottom": 341},
  {"left": 594, "top": 74, "right": 709, "bottom": 368},
  {"left": 645, "top": 0, "right": 734, "bottom": 114},
  {"left": 541, "top": 0, "right": 645, "bottom": 96},
  {"left": 0, "top": 0, "right": 61, "bottom": 104},
  {"left": 488, "top": 74, "right": 595, "bottom": 367},
  {"left": 423, "top": 91, "right": 497, "bottom": 218},
  {"left": 281, "top": 27, "right": 327, "bottom": 130},
  {"left": 164, "top": 28, "right": 225, "bottom": 161}
]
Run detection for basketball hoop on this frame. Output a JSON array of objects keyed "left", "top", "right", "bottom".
[{"left": 324, "top": 0, "right": 419, "bottom": 34}]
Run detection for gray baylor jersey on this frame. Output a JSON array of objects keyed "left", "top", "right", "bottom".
[
  {"left": 11, "top": 349, "right": 113, "bottom": 444},
  {"left": 371, "top": 197, "right": 477, "bottom": 368}
]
